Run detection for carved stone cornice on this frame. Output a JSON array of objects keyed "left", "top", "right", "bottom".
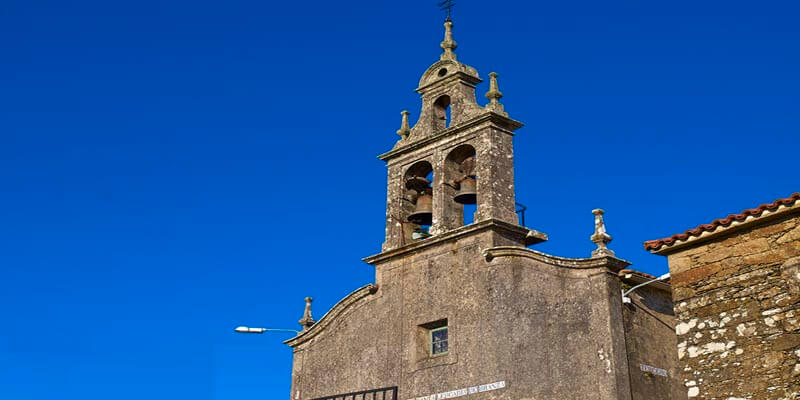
[
  {"left": 363, "top": 219, "right": 547, "bottom": 266},
  {"left": 379, "top": 112, "right": 523, "bottom": 162},
  {"left": 482, "top": 246, "right": 632, "bottom": 273}
]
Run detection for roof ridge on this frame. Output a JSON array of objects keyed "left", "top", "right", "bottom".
[{"left": 644, "top": 192, "right": 800, "bottom": 252}]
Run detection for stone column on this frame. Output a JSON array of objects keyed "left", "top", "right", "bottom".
[{"left": 475, "top": 127, "right": 517, "bottom": 225}]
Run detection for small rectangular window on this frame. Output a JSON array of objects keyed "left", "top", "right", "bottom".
[{"left": 430, "top": 326, "right": 448, "bottom": 355}]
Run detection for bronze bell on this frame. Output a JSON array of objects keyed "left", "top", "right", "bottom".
[
  {"left": 405, "top": 176, "right": 431, "bottom": 192},
  {"left": 453, "top": 176, "right": 477, "bottom": 204},
  {"left": 407, "top": 191, "right": 433, "bottom": 225}
]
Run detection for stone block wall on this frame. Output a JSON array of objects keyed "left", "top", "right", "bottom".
[{"left": 664, "top": 213, "right": 800, "bottom": 399}]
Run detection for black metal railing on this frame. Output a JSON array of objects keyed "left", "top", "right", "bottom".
[
  {"left": 312, "top": 386, "right": 398, "bottom": 400},
  {"left": 515, "top": 202, "right": 527, "bottom": 226}
]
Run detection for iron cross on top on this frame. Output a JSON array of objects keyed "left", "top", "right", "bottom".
[{"left": 438, "top": 0, "right": 455, "bottom": 21}]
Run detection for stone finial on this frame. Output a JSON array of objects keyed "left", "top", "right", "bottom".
[
  {"left": 440, "top": 20, "right": 458, "bottom": 61},
  {"left": 590, "top": 209, "right": 615, "bottom": 257},
  {"left": 298, "top": 297, "right": 315, "bottom": 330},
  {"left": 396, "top": 110, "right": 410, "bottom": 139},
  {"left": 485, "top": 72, "right": 506, "bottom": 116}
]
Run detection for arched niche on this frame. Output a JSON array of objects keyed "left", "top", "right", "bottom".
[
  {"left": 444, "top": 144, "right": 477, "bottom": 227},
  {"left": 433, "top": 95, "right": 451, "bottom": 131},
  {"left": 402, "top": 161, "right": 434, "bottom": 242}
]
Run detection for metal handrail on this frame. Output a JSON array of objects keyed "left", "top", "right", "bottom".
[{"left": 312, "top": 386, "right": 398, "bottom": 400}]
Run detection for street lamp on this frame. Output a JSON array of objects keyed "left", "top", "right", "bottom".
[
  {"left": 621, "top": 273, "right": 670, "bottom": 304},
  {"left": 234, "top": 326, "right": 299, "bottom": 334},
  {"left": 235, "top": 298, "right": 314, "bottom": 336}
]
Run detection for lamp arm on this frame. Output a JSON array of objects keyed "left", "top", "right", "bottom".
[
  {"left": 261, "top": 328, "right": 300, "bottom": 334},
  {"left": 234, "top": 326, "right": 300, "bottom": 334},
  {"left": 623, "top": 273, "right": 670, "bottom": 298}
]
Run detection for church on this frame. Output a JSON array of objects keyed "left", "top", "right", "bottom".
[{"left": 281, "top": 17, "right": 683, "bottom": 400}]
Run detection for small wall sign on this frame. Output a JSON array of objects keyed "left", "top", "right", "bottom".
[
  {"left": 410, "top": 380, "right": 506, "bottom": 400},
  {"left": 640, "top": 364, "right": 668, "bottom": 377}
]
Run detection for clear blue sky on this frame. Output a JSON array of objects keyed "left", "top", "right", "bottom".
[{"left": 1, "top": 0, "right": 798, "bottom": 398}]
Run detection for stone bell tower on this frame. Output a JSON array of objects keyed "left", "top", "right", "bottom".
[
  {"left": 284, "top": 17, "right": 681, "bottom": 400},
  {"left": 380, "top": 19, "right": 540, "bottom": 251}
]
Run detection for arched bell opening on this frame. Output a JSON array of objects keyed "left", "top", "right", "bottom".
[
  {"left": 433, "top": 95, "right": 451, "bottom": 131},
  {"left": 402, "top": 161, "right": 434, "bottom": 242},
  {"left": 444, "top": 144, "right": 477, "bottom": 227},
  {"left": 462, "top": 200, "right": 477, "bottom": 226}
]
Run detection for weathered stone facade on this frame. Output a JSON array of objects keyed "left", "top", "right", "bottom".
[
  {"left": 646, "top": 197, "right": 800, "bottom": 399},
  {"left": 283, "top": 19, "right": 683, "bottom": 400}
]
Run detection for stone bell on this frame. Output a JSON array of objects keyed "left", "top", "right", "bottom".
[
  {"left": 407, "top": 189, "right": 433, "bottom": 225},
  {"left": 453, "top": 176, "right": 477, "bottom": 205}
]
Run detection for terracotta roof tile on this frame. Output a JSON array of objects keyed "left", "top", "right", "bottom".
[{"left": 644, "top": 192, "right": 800, "bottom": 253}]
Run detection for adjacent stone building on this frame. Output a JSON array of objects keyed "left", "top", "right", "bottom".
[
  {"left": 283, "top": 19, "right": 683, "bottom": 400},
  {"left": 645, "top": 193, "right": 800, "bottom": 399}
]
